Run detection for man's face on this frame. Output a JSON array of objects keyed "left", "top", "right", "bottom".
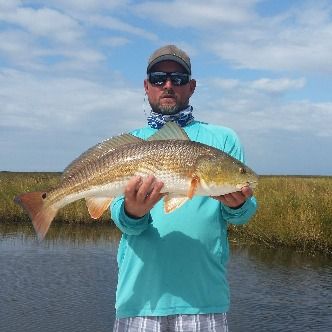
[{"left": 144, "top": 60, "right": 196, "bottom": 115}]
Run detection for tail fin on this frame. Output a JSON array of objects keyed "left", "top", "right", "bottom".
[{"left": 14, "top": 192, "right": 58, "bottom": 240}]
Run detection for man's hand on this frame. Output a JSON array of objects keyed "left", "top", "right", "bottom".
[
  {"left": 212, "top": 186, "right": 253, "bottom": 209},
  {"left": 124, "top": 175, "right": 164, "bottom": 218}
]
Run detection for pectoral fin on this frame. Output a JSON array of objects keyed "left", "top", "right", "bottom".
[
  {"left": 85, "top": 197, "right": 114, "bottom": 219},
  {"left": 163, "top": 194, "right": 189, "bottom": 213},
  {"left": 187, "top": 175, "right": 200, "bottom": 199}
]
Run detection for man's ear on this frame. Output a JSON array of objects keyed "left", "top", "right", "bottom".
[
  {"left": 144, "top": 79, "right": 149, "bottom": 94},
  {"left": 189, "top": 79, "right": 196, "bottom": 97}
]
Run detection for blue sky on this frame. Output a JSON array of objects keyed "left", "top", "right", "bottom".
[{"left": 1, "top": 0, "right": 331, "bottom": 175}]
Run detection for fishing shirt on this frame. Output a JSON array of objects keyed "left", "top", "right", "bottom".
[{"left": 110, "top": 120, "right": 257, "bottom": 319}]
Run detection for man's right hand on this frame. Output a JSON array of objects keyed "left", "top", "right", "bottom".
[{"left": 124, "top": 175, "right": 164, "bottom": 218}]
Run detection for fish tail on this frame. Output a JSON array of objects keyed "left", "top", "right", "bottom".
[{"left": 14, "top": 192, "right": 58, "bottom": 240}]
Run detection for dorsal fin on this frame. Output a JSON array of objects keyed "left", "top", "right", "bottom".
[
  {"left": 147, "top": 122, "right": 190, "bottom": 141},
  {"left": 62, "top": 133, "right": 143, "bottom": 181}
]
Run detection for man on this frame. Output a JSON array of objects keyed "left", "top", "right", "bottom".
[{"left": 111, "top": 45, "right": 257, "bottom": 331}]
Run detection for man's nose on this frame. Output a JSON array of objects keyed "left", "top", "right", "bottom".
[{"left": 163, "top": 78, "right": 174, "bottom": 89}]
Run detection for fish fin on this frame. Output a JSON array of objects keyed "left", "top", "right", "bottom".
[
  {"left": 14, "top": 192, "right": 57, "bottom": 240},
  {"left": 62, "top": 134, "right": 143, "bottom": 181},
  {"left": 164, "top": 194, "right": 189, "bottom": 213},
  {"left": 187, "top": 175, "right": 200, "bottom": 199},
  {"left": 148, "top": 122, "right": 190, "bottom": 141},
  {"left": 85, "top": 197, "right": 113, "bottom": 219}
]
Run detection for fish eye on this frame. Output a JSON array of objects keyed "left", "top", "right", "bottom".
[{"left": 239, "top": 167, "right": 246, "bottom": 174}]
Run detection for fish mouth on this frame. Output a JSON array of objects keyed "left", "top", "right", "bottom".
[
  {"left": 237, "top": 180, "right": 258, "bottom": 189},
  {"left": 248, "top": 180, "right": 258, "bottom": 189}
]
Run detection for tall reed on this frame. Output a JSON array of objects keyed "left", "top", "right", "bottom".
[
  {"left": 229, "top": 176, "right": 332, "bottom": 255},
  {"left": 0, "top": 172, "right": 109, "bottom": 224},
  {"left": 1, "top": 172, "right": 331, "bottom": 254}
]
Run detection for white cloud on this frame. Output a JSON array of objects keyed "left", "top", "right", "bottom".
[
  {"left": 195, "top": 79, "right": 332, "bottom": 138},
  {"left": 134, "top": 0, "right": 256, "bottom": 27},
  {"left": 207, "top": 2, "right": 332, "bottom": 73},
  {"left": 0, "top": 69, "right": 144, "bottom": 133},
  {"left": 37, "top": 0, "right": 127, "bottom": 12},
  {"left": 210, "top": 77, "right": 306, "bottom": 94},
  {"left": 249, "top": 78, "right": 306, "bottom": 93},
  {"left": 1, "top": 0, "right": 331, "bottom": 174},
  {"left": 133, "top": 0, "right": 332, "bottom": 74},
  {"left": 0, "top": 6, "right": 83, "bottom": 44},
  {"left": 101, "top": 37, "right": 130, "bottom": 48},
  {"left": 86, "top": 15, "right": 158, "bottom": 41}
]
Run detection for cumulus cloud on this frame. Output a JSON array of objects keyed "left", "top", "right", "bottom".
[
  {"left": 211, "top": 77, "right": 306, "bottom": 94},
  {"left": 86, "top": 15, "right": 158, "bottom": 41},
  {"left": 1, "top": 0, "right": 331, "bottom": 174},
  {"left": 0, "top": 69, "right": 143, "bottom": 133},
  {"left": 195, "top": 77, "right": 332, "bottom": 138},
  {"left": 206, "top": 2, "right": 332, "bottom": 73},
  {"left": 134, "top": 0, "right": 257, "bottom": 27},
  {"left": 0, "top": 6, "right": 83, "bottom": 44},
  {"left": 133, "top": 0, "right": 332, "bottom": 73}
]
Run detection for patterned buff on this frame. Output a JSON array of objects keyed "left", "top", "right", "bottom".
[{"left": 147, "top": 105, "right": 195, "bottom": 129}]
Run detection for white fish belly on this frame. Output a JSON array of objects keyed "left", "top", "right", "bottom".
[
  {"left": 54, "top": 173, "right": 190, "bottom": 209},
  {"left": 53, "top": 179, "right": 130, "bottom": 210},
  {"left": 196, "top": 182, "right": 241, "bottom": 196}
]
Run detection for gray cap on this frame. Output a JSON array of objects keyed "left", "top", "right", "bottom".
[{"left": 147, "top": 44, "right": 191, "bottom": 74}]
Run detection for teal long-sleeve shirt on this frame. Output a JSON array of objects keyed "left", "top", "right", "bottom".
[{"left": 111, "top": 120, "right": 257, "bottom": 318}]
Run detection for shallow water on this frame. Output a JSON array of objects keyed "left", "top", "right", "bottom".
[{"left": 0, "top": 223, "right": 331, "bottom": 332}]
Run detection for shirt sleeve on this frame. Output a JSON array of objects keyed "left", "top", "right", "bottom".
[
  {"left": 221, "top": 196, "right": 258, "bottom": 225},
  {"left": 110, "top": 196, "right": 152, "bottom": 235}
]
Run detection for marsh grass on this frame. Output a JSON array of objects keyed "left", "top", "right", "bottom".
[
  {"left": 229, "top": 176, "right": 332, "bottom": 255},
  {"left": 1, "top": 172, "right": 332, "bottom": 254},
  {"left": 0, "top": 171, "right": 110, "bottom": 224}
]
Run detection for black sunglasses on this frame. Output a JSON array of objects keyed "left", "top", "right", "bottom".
[{"left": 148, "top": 72, "right": 190, "bottom": 86}]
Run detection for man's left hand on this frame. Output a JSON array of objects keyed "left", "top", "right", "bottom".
[{"left": 212, "top": 186, "right": 253, "bottom": 209}]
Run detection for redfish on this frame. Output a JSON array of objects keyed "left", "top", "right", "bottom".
[{"left": 14, "top": 122, "right": 258, "bottom": 240}]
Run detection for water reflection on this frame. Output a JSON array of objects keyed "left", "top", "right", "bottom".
[
  {"left": 0, "top": 222, "right": 121, "bottom": 246},
  {"left": 0, "top": 223, "right": 119, "bottom": 332},
  {"left": 0, "top": 224, "right": 331, "bottom": 332},
  {"left": 228, "top": 244, "right": 332, "bottom": 331}
]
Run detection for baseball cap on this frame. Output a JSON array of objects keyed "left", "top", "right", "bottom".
[{"left": 147, "top": 45, "right": 191, "bottom": 74}]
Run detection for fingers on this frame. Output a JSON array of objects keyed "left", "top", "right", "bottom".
[
  {"left": 222, "top": 191, "right": 246, "bottom": 207},
  {"left": 136, "top": 175, "right": 157, "bottom": 202},
  {"left": 125, "top": 176, "right": 143, "bottom": 200},
  {"left": 147, "top": 180, "right": 164, "bottom": 204},
  {"left": 124, "top": 175, "right": 164, "bottom": 218},
  {"left": 241, "top": 186, "right": 253, "bottom": 198},
  {"left": 212, "top": 186, "right": 253, "bottom": 208}
]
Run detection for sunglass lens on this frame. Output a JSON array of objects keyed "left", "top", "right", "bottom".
[
  {"left": 149, "top": 72, "right": 189, "bottom": 86},
  {"left": 170, "top": 73, "right": 189, "bottom": 86},
  {"left": 149, "top": 73, "right": 167, "bottom": 85}
]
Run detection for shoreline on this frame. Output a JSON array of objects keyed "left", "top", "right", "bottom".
[{"left": 1, "top": 172, "right": 331, "bottom": 255}]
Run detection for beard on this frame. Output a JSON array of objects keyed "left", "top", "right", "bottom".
[
  {"left": 156, "top": 104, "right": 180, "bottom": 115},
  {"left": 149, "top": 92, "right": 187, "bottom": 115}
]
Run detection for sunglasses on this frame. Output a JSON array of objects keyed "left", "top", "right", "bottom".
[{"left": 148, "top": 72, "right": 190, "bottom": 86}]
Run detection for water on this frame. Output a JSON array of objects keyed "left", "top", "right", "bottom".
[{"left": 0, "top": 223, "right": 331, "bottom": 332}]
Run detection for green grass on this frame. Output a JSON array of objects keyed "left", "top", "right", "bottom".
[
  {"left": 229, "top": 176, "right": 332, "bottom": 255},
  {"left": 0, "top": 171, "right": 110, "bottom": 224},
  {"left": 1, "top": 172, "right": 332, "bottom": 254}
]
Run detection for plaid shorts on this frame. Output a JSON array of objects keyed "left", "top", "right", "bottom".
[{"left": 113, "top": 313, "right": 228, "bottom": 332}]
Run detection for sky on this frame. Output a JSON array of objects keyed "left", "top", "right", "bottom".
[{"left": 1, "top": 0, "right": 332, "bottom": 175}]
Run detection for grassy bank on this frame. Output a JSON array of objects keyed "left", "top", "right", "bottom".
[
  {"left": 229, "top": 176, "right": 332, "bottom": 255},
  {"left": 1, "top": 172, "right": 331, "bottom": 254},
  {"left": 0, "top": 172, "right": 110, "bottom": 224}
]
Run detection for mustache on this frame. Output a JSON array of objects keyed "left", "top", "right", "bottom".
[{"left": 161, "top": 89, "right": 175, "bottom": 97}]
